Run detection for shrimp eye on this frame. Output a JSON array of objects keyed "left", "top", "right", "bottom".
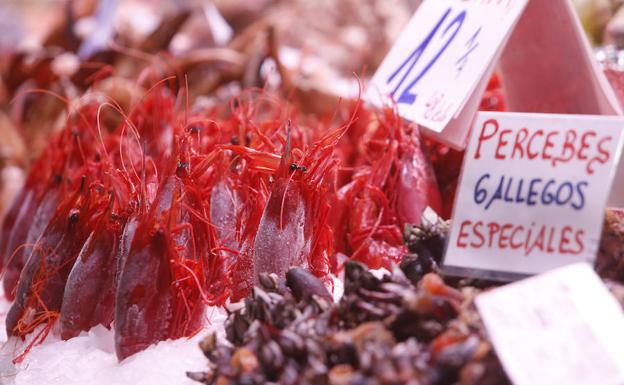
[
  {"left": 230, "top": 135, "right": 240, "bottom": 145},
  {"left": 299, "top": 166, "right": 307, "bottom": 173},
  {"left": 176, "top": 161, "right": 190, "bottom": 178},
  {"left": 69, "top": 210, "right": 79, "bottom": 223},
  {"left": 188, "top": 124, "right": 201, "bottom": 134},
  {"left": 289, "top": 163, "right": 298, "bottom": 172}
]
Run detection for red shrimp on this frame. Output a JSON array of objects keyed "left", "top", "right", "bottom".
[
  {"left": 164, "top": 179, "right": 210, "bottom": 337},
  {"left": 1, "top": 189, "right": 37, "bottom": 282},
  {"left": 59, "top": 194, "right": 125, "bottom": 339},
  {"left": 114, "top": 175, "right": 182, "bottom": 360},
  {"left": 2, "top": 147, "right": 66, "bottom": 300},
  {"left": 231, "top": 118, "right": 352, "bottom": 284},
  {"left": 5, "top": 177, "right": 108, "bottom": 340},
  {"left": 178, "top": 150, "right": 231, "bottom": 306},
  {"left": 347, "top": 188, "right": 405, "bottom": 269},
  {"left": 254, "top": 179, "right": 309, "bottom": 278},
  {"left": 210, "top": 179, "right": 239, "bottom": 251},
  {"left": 205, "top": 177, "right": 239, "bottom": 300},
  {"left": 395, "top": 129, "right": 442, "bottom": 227},
  {"left": 210, "top": 141, "right": 280, "bottom": 301},
  {"left": 205, "top": 145, "right": 272, "bottom": 300},
  {"left": 373, "top": 107, "right": 442, "bottom": 227},
  {"left": 0, "top": 189, "right": 29, "bottom": 272},
  {"left": 116, "top": 216, "right": 138, "bottom": 284},
  {"left": 330, "top": 107, "right": 441, "bottom": 270},
  {"left": 2, "top": 99, "right": 115, "bottom": 298},
  {"left": 115, "top": 147, "right": 215, "bottom": 359},
  {"left": 230, "top": 196, "right": 265, "bottom": 300},
  {"left": 52, "top": 93, "right": 149, "bottom": 339},
  {"left": 331, "top": 150, "right": 403, "bottom": 267},
  {"left": 4, "top": 188, "right": 62, "bottom": 301}
]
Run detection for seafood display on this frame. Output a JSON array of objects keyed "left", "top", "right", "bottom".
[
  {"left": 0, "top": 79, "right": 454, "bottom": 361},
  {"left": 188, "top": 262, "right": 501, "bottom": 385},
  {"left": 0, "top": 0, "right": 437, "bottom": 363},
  {"left": 1, "top": 1, "right": 624, "bottom": 384},
  {"left": 186, "top": 210, "right": 624, "bottom": 385},
  {"left": 188, "top": 257, "right": 624, "bottom": 385}
]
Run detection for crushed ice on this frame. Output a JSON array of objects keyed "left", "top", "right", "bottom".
[
  {"left": 0, "top": 274, "right": 352, "bottom": 384},
  {"left": 0, "top": 290, "right": 227, "bottom": 385}
]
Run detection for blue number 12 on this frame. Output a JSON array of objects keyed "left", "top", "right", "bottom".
[{"left": 387, "top": 8, "right": 466, "bottom": 105}]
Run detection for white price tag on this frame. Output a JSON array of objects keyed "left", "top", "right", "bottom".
[
  {"left": 368, "top": 0, "right": 528, "bottom": 133},
  {"left": 444, "top": 111, "right": 624, "bottom": 279},
  {"left": 368, "top": 0, "right": 623, "bottom": 160},
  {"left": 476, "top": 263, "right": 624, "bottom": 385}
]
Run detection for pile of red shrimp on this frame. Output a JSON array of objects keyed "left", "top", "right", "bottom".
[{"left": 0, "top": 75, "right": 503, "bottom": 362}]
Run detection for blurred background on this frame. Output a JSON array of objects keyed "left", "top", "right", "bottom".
[{"left": 0, "top": 0, "right": 620, "bottom": 221}]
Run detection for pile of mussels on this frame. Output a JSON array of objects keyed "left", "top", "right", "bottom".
[{"left": 187, "top": 211, "right": 624, "bottom": 385}]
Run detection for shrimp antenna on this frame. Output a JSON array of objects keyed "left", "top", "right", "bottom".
[
  {"left": 285, "top": 120, "right": 292, "bottom": 154},
  {"left": 139, "top": 139, "right": 148, "bottom": 214},
  {"left": 277, "top": 120, "right": 292, "bottom": 178},
  {"left": 184, "top": 74, "right": 189, "bottom": 127}
]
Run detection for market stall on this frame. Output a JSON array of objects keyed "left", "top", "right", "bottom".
[{"left": 0, "top": 1, "right": 623, "bottom": 384}]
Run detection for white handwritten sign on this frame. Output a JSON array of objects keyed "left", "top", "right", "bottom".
[
  {"left": 444, "top": 111, "right": 624, "bottom": 279},
  {"left": 368, "top": 0, "right": 528, "bottom": 134},
  {"left": 476, "top": 263, "right": 624, "bottom": 385},
  {"left": 368, "top": 0, "right": 623, "bottom": 154}
]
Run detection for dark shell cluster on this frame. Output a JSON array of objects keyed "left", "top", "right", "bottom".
[
  {"left": 188, "top": 208, "right": 624, "bottom": 385},
  {"left": 187, "top": 261, "right": 509, "bottom": 385}
]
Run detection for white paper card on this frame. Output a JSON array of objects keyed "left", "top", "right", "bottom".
[
  {"left": 368, "top": 0, "right": 624, "bottom": 167},
  {"left": 476, "top": 263, "right": 624, "bottom": 385},
  {"left": 444, "top": 111, "right": 624, "bottom": 278},
  {"left": 368, "top": 0, "right": 529, "bottom": 133},
  {"left": 496, "top": 0, "right": 624, "bottom": 206}
]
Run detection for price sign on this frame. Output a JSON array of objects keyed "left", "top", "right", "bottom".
[
  {"left": 444, "top": 111, "right": 624, "bottom": 279},
  {"left": 476, "top": 263, "right": 624, "bottom": 385},
  {"left": 368, "top": 0, "right": 529, "bottom": 134},
  {"left": 368, "top": 0, "right": 624, "bottom": 164}
]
